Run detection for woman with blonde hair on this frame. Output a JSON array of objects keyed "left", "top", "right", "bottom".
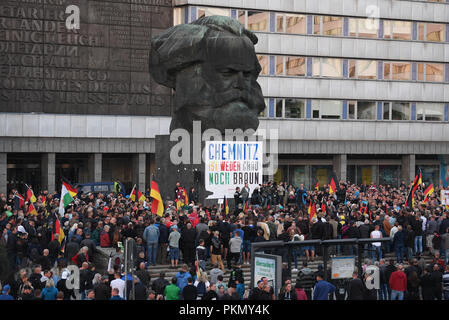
[
  {"left": 40, "top": 279, "right": 58, "bottom": 300},
  {"left": 194, "top": 270, "right": 210, "bottom": 299}
]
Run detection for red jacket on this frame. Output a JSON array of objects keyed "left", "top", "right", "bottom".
[
  {"left": 389, "top": 270, "right": 407, "bottom": 291},
  {"left": 100, "top": 231, "right": 111, "bottom": 248}
]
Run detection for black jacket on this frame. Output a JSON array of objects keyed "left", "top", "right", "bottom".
[
  {"left": 94, "top": 282, "right": 111, "bottom": 300},
  {"left": 152, "top": 277, "right": 169, "bottom": 295},
  {"left": 347, "top": 278, "right": 365, "bottom": 300},
  {"left": 203, "top": 290, "right": 219, "bottom": 300},
  {"left": 182, "top": 284, "right": 197, "bottom": 300},
  {"left": 279, "top": 289, "right": 297, "bottom": 300}
]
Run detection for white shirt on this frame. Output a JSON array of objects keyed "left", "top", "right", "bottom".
[
  {"left": 390, "top": 226, "right": 398, "bottom": 240},
  {"left": 110, "top": 278, "right": 125, "bottom": 298},
  {"left": 370, "top": 230, "right": 382, "bottom": 247}
]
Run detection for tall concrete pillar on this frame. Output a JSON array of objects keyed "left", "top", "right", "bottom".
[
  {"left": 41, "top": 153, "right": 55, "bottom": 192},
  {"left": 133, "top": 153, "right": 146, "bottom": 191},
  {"left": 88, "top": 153, "right": 102, "bottom": 182},
  {"left": 402, "top": 154, "right": 415, "bottom": 183},
  {"left": 333, "top": 154, "right": 347, "bottom": 182},
  {"left": 0, "top": 153, "right": 6, "bottom": 194}
]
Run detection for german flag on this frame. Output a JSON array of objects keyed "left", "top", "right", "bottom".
[
  {"left": 308, "top": 200, "right": 317, "bottom": 222},
  {"left": 417, "top": 169, "right": 422, "bottom": 186},
  {"left": 150, "top": 180, "right": 164, "bottom": 217},
  {"left": 52, "top": 214, "right": 65, "bottom": 253},
  {"left": 243, "top": 201, "right": 248, "bottom": 213},
  {"left": 181, "top": 187, "right": 189, "bottom": 205},
  {"left": 315, "top": 181, "right": 319, "bottom": 191},
  {"left": 130, "top": 185, "right": 146, "bottom": 202},
  {"left": 406, "top": 172, "right": 421, "bottom": 208},
  {"left": 423, "top": 184, "right": 434, "bottom": 203},
  {"left": 223, "top": 195, "right": 229, "bottom": 215},
  {"left": 25, "top": 185, "right": 37, "bottom": 203},
  {"left": 329, "top": 172, "right": 338, "bottom": 194},
  {"left": 27, "top": 202, "right": 37, "bottom": 216}
]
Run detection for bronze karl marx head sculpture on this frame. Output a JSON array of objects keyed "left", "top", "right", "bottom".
[{"left": 149, "top": 16, "right": 266, "bottom": 134}]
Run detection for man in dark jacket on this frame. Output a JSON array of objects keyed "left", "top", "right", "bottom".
[
  {"left": 135, "top": 262, "right": 151, "bottom": 288},
  {"left": 248, "top": 280, "right": 265, "bottom": 300},
  {"left": 152, "top": 272, "right": 169, "bottom": 296},
  {"left": 94, "top": 275, "right": 111, "bottom": 300},
  {"left": 29, "top": 265, "right": 44, "bottom": 291},
  {"left": 347, "top": 272, "right": 365, "bottom": 300},
  {"left": 80, "top": 233, "right": 96, "bottom": 261},
  {"left": 182, "top": 277, "right": 197, "bottom": 300},
  {"left": 393, "top": 226, "right": 407, "bottom": 263},
  {"left": 65, "top": 237, "right": 80, "bottom": 262},
  {"left": 133, "top": 276, "right": 148, "bottom": 300},
  {"left": 157, "top": 218, "right": 169, "bottom": 265},
  {"left": 180, "top": 223, "right": 196, "bottom": 265}
]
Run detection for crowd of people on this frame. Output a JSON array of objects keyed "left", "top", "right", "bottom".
[{"left": 1, "top": 178, "right": 449, "bottom": 300}]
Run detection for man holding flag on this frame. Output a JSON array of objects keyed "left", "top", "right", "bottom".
[
  {"left": 59, "top": 181, "right": 76, "bottom": 216},
  {"left": 25, "top": 184, "right": 37, "bottom": 203}
]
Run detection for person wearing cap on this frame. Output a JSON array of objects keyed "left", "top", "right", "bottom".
[{"left": 0, "top": 285, "right": 14, "bottom": 300}]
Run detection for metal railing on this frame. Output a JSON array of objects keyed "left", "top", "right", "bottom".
[{"left": 251, "top": 237, "right": 391, "bottom": 280}]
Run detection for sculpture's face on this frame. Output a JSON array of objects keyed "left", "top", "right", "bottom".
[{"left": 172, "top": 35, "right": 265, "bottom": 133}]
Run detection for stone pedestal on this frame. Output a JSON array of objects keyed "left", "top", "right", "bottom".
[{"left": 154, "top": 135, "right": 212, "bottom": 205}]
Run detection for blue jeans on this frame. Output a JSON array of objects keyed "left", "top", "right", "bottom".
[
  {"left": 371, "top": 245, "right": 382, "bottom": 262},
  {"left": 169, "top": 247, "right": 179, "bottom": 261},
  {"left": 292, "top": 249, "right": 298, "bottom": 269},
  {"left": 379, "top": 284, "right": 389, "bottom": 300},
  {"left": 395, "top": 246, "right": 404, "bottom": 263},
  {"left": 147, "top": 243, "right": 158, "bottom": 265},
  {"left": 444, "top": 291, "right": 449, "bottom": 301},
  {"left": 406, "top": 247, "right": 413, "bottom": 261},
  {"left": 390, "top": 290, "right": 404, "bottom": 300},
  {"left": 414, "top": 236, "right": 423, "bottom": 254}
]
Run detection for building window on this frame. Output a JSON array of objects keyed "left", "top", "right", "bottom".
[
  {"left": 416, "top": 103, "right": 445, "bottom": 121},
  {"left": 286, "top": 56, "right": 306, "bottom": 76},
  {"left": 384, "top": 62, "right": 391, "bottom": 80},
  {"left": 276, "top": 13, "right": 284, "bottom": 32},
  {"left": 383, "top": 102, "right": 391, "bottom": 120},
  {"left": 285, "top": 99, "right": 306, "bottom": 118},
  {"left": 357, "top": 101, "right": 377, "bottom": 120},
  {"left": 417, "top": 63, "right": 424, "bottom": 81},
  {"left": 426, "top": 23, "right": 444, "bottom": 42},
  {"left": 426, "top": 63, "right": 444, "bottom": 82},
  {"left": 286, "top": 14, "right": 306, "bottom": 34},
  {"left": 320, "top": 58, "right": 342, "bottom": 78},
  {"left": 392, "top": 21, "right": 412, "bottom": 40},
  {"left": 238, "top": 10, "right": 246, "bottom": 27},
  {"left": 322, "top": 16, "right": 342, "bottom": 36},
  {"left": 247, "top": 11, "right": 269, "bottom": 32},
  {"left": 257, "top": 55, "right": 269, "bottom": 75},
  {"left": 348, "top": 101, "right": 356, "bottom": 119},
  {"left": 418, "top": 23, "right": 425, "bottom": 40},
  {"left": 197, "top": 7, "right": 230, "bottom": 19},
  {"left": 357, "top": 60, "right": 377, "bottom": 79},
  {"left": 275, "top": 99, "right": 283, "bottom": 118},
  {"left": 276, "top": 56, "right": 284, "bottom": 75},
  {"left": 349, "top": 18, "right": 378, "bottom": 38},
  {"left": 349, "top": 60, "right": 356, "bottom": 78},
  {"left": 312, "top": 100, "right": 341, "bottom": 119},
  {"left": 313, "top": 16, "right": 321, "bottom": 35},
  {"left": 391, "top": 102, "right": 410, "bottom": 120},
  {"left": 392, "top": 62, "right": 411, "bottom": 80},
  {"left": 173, "top": 7, "right": 186, "bottom": 25}
]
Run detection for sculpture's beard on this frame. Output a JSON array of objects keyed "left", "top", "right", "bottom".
[
  {"left": 172, "top": 71, "right": 265, "bottom": 133},
  {"left": 210, "top": 100, "right": 259, "bottom": 132}
]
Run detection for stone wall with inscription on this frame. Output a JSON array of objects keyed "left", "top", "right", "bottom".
[{"left": 0, "top": 0, "right": 173, "bottom": 116}]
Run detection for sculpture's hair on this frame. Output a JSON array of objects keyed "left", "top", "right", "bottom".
[{"left": 149, "top": 15, "right": 260, "bottom": 89}]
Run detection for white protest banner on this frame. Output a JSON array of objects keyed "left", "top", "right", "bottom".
[
  {"left": 441, "top": 190, "right": 449, "bottom": 206},
  {"left": 205, "top": 141, "right": 263, "bottom": 199}
]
